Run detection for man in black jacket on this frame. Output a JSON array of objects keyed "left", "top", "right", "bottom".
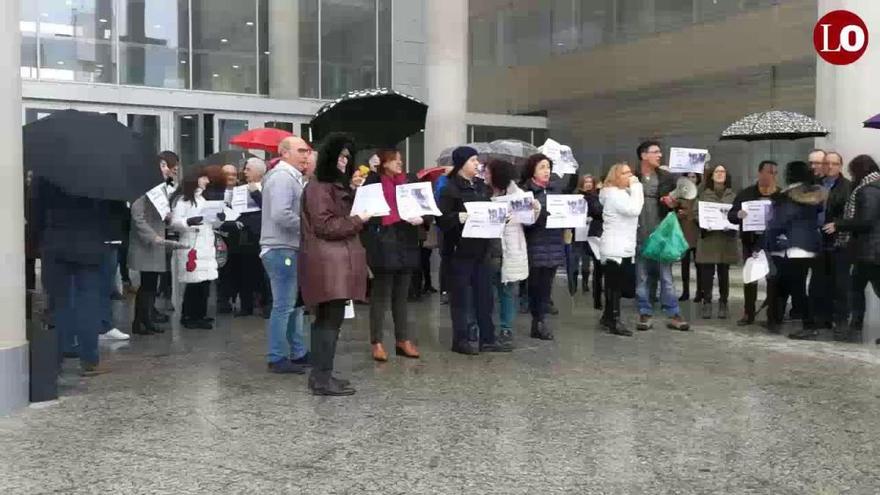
[
  {"left": 728, "top": 160, "right": 779, "bottom": 326},
  {"left": 809, "top": 151, "right": 852, "bottom": 333}
]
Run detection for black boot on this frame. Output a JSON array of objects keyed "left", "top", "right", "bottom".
[
  {"left": 582, "top": 273, "right": 590, "bottom": 293},
  {"left": 132, "top": 290, "right": 157, "bottom": 335},
  {"left": 309, "top": 325, "right": 354, "bottom": 396}
]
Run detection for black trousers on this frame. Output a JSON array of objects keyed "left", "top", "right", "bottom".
[
  {"left": 182, "top": 281, "right": 210, "bottom": 321},
  {"left": 681, "top": 248, "right": 707, "bottom": 298},
  {"left": 370, "top": 270, "right": 411, "bottom": 343},
  {"left": 602, "top": 258, "right": 632, "bottom": 323},
  {"left": 439, "top": 254, "right": 450, "bottom": 293},
  {"left": 118, "top": 244, "right": 130, "bottom": 283},
  {"left": 851, "top": 262, "right": 880, "bottom": 324},
  {"left": 528, "top": 266, "right": 557, "bottom": 321},
  {"left": 311, "top": 299, "right": 347, "bottom": 376},
  {"left": 26, "top": 258, "right": 36, "bottom": 319},
  {"left": 768, "top": 257, "right": 811, "bottom": 325},
  {"left": 698, "top": 263, "right": 730, "bottom": 303},
  {"left": 236, "top": 252, "right": 267, "bottom": 313},
  {"left": 134, "top": 271, "right": 160, "bottom": 324},
  {"left": 448, "top": 257, "right": 495, "bottom": 345},
  {"left": 808, "top": 250, "right": 851, "bottom": 325},
  {"left": 591, "top": 256, "right": 604, "bottom": 309},
  {"left": 218, "top": 255, "right": 237, "bottom": 304}
]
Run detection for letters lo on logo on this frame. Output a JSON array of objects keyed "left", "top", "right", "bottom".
[{"left": 814, "top": 10, "right": 869, "bottom": 65}]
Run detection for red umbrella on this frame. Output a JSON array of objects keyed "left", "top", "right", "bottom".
[
  {"left": 417, "top": 166, "right": 449, "bottom": 183},
  {"left": 229, "top": 128, "right": 294, "bottom": 153}
]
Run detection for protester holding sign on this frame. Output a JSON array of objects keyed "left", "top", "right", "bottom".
[
  {"left": 695, "top": 164, "right": 739, "bottom": 320},
  {"left": 727, "top": 160, "right": 779, "bottom": 326},
  {"left": 361, "top": 149, "right": 423, "bottom": 362},
  {"left": 437, "top": 146, "right": 500, "bottom": 355},
  {"left": 521, "top": 153, "right": 565, "bottom": 341}
]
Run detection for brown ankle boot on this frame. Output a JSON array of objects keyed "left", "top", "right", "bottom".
[
  {"left": 395, "top": 340, "right": 420, "bottom": 359},
  {"left": 371, "top": 343, "right": 388, "bottom": 362}
]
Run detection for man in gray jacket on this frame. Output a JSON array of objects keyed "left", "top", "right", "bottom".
[{"left": 261, "top": 136, "right": 313, "bottom": 373}]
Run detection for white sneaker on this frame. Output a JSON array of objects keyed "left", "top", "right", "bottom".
[{"left": 99, "top": 328, "right": 130, "bottom": 341}]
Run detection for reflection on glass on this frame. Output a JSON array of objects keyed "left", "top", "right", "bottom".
[
  {"left": 128, "top": 114, "right": 161, "bottom": 154},
  {"left": 38, "top": 0, "right": 116, "bottom": 83},
  {"left": 321, "top": 0, "right": 377, "bottom": 98},
  {"left": 551, "top": 0, "right": 577, "bottom": 54},
  {"left": 408, "top": 131, "right": 425, "bottom": 170},
  {"left": 654, "top": 0, "right": 694, "bottom": 32},
  {"left": 191, "top": 0, "right": 257, "bottom": 93},
  {"left": 471, "top": 126, "right": 532, "bottom": 144},
  {"left": 25, "top": 108, "right": 60, "bottom": 125},
  {"left": 615, "top": 0, "right": 653, "bottom": 41},
  {"left": 177, "top": 114, "right": 199, "bottom": 171},
  {"left": 219, "top": 119, "right": 249, "bottom": 152},
  {"left": 20, "top": 0, "right": 39, "bottom": 78},
  {"left": 578, "top": 0, "right": 614, "bottom": 49},
  {"left": 119, "top": 0, "right": 189, "bottom": 89}
]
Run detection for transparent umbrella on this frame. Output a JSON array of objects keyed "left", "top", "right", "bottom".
[
  {"left": 435, "top": 142, "right": 495, "bottom": 166},
  {"left": 489, "top": 139, "right": 539, "bottom": 165}
]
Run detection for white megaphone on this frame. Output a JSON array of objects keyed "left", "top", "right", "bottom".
[{"left": 670, "top": 177, "right": 698, "bottom": 201}]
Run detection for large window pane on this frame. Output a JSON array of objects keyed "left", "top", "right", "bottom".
[
  {"left": 38, "top": 0, "right": 116, "bottom": 83},
  {"left": 192, "top": 0, "right": 257, "bottom": 94},
  {"left": 219, "top": 118, "right": 249, "bottom": 152},
  {"left": 551, "top": 0, "right": 577, "bottom": 55},
  {"left": 616, "top": 0, "right": 653, "bottom": 41},
  {"left": 377, "top": 0, "right": 392, "bottom": 88},
  {"left": 654, "top": 0, "right": 694, "bottom": 32},
  {"left": 578, "top": 0, "right": 614, "bottom": 49},
  {"left": 20, "top": 0, "right": 39, "bottom": 79},
  {"left": 128, "top": 114, "right": 161, "bottom": 154},
  {"left": 262, "top": 0, "right": 318, "bottom": 98},
  {"left": 119, "top": 0, "right": 189, "bottom": 89},
  {"left": 321, "top": 0, "right": 377, "bottom": 99}
]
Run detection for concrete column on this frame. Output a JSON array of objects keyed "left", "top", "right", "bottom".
[
  {"left": 815, "top": 1, "right": 880, "bottom": 343},
  {"left": 0, "top": 0, "right": 29, "bottom": 415},
  {"left": 268, "top": 0, "right": 301, "bottom": 100},
  {"left": 424, "top": 0, "right": 468, "bottom": 167},
  {"left": 815, "top": 0, "right": 880, "bottom": 162}
]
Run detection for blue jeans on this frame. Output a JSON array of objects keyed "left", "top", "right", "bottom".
[
  {"left": 262, "top": 249, "right": 308, "bottom": 363},
  {"left": 99, "top": 248, "right": 118, "bottom": 333},
  {"left": 636, "top": 258, "right": 680, "bottom": 317},
  {"left": 493, "top": 272, "right": 515, "bottom": 332},
  {"left": 43, "top": 255, "right": 102, "bottom": 366},
  {"left": 448, "top": 258, "right": 495, "bottom": 345}
]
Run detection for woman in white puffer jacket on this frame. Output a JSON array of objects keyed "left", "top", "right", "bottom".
[
  {"left": 170, "top": 171, "right": 220, "bottom": 330},
  {"left": 484, "top": 159, "right": 540, "bottom": 350},
  {"left": 599, "top": 163, "right": 644, "bottom": 336}
]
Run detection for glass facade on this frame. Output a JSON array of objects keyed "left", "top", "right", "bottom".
[
  {"left": 470, "top": 0, "right": 783, "bottom": 68},
  {"left": 21, "top": 0, "right": 392, "bottom": 99}
]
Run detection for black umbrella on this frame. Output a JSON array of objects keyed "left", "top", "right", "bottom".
[
  {"left": 310, "top": 88, "right": 428, "bottom": 148},
  {"left": 196, "top": 149, "right": 258, "bottom": 169},
  {"left": 23, "top": 109, "right": 160, "bottom": 201},
  {"left": 720, "top": 110, "right": 829, "bottom": 141}
]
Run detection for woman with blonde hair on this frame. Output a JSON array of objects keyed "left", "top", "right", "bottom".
[{"left": 598, "top": 163, "right": 644, "bottom": 336}]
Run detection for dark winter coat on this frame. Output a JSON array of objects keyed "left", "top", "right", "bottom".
[
  {"left": 32, "top": 177, "right": 123, "bottom": 266},
  {"left": 675, "top": 198, "right": 699, "bottom": 249},
  {"left": 585, "top": 192, "right": 603, "bottom": 238},
  {"left": 361, "top": 173, "right": 423, "bottom": 272},
  {"left": 836, "top": 182, "right": 880, "bottom": 264},
  {"left": 522, "top": 180, "right": 565, "bottom": 269},
  {"left": 823, "top": 175, "right": 852, "bottom": 249},
  {"left": 763, "top": 183, "right": 827, "bottom": 255},
  {"left": 228, "top": 190, "right": 263, "bottom": 255},
  {"left": 695, "top": 186, "right": 740, "bottom": 265},
  {"left": 728, "top": 184, "right": 781, "bottom": 258},
  {"left": 299, "top": 181, "right": 368, "bottom": 306},
  {"left": 437, "top": 174, "right": 494, "bottom": 261}
]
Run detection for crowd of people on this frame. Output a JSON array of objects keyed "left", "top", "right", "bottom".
[{"left": 30, "top": 132, "right": 880, "bottom": 397}]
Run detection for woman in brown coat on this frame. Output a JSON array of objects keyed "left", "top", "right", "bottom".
[
  {"left": 695, "top": 164, "right": 740, "bottom": 320},
  {"left": 300, "top": 133, "right": 371, "bottom": 396},
  {"left": 674, "top": 172, "right": 703, "bottom": 302}
]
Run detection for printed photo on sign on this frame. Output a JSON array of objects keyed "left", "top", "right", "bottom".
[
  {"left": 462, "top": 202, "right": 508, "bottom": 239},
  {"left": 492, "top": 191, "right": 535, "bottom": 224},
  {"left": 545, "top": 194, "right": 588, "bottom": 229},
  {"left": 396, "top": 182, "right": 442, "bottom": 218},
  {"left": 669, "top": 147, "right": 710, "bottom": 175}
]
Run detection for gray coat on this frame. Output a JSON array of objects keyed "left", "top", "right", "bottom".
[{"left": 128, "top": 196, "right": 168, "bottom": 273}]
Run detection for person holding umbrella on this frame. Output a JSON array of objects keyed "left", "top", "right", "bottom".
[{"left": 300, "top": 133, "right": 371, "bottom": 395}]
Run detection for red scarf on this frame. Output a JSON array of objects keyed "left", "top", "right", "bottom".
[
  {"left": 381, "top": 173, "right": 407, "bottom": 226},
  {"left": 532, "top": 177, "right": 549, "bottom": 189}
]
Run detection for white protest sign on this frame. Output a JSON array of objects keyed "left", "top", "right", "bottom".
[
  {"left": 145, "top": 183, "right": 171, "bottom": 219},
  {"left": 200, "top": 201, "right": 226, "bottom": 224},
  {"left": 351, "top": 183, "right": 390, "bottom": 217},
  {"left": 545, "top": 194, "right": 588, "bottom": 229},
  {"left": 669, "top": 147, "right": 710, "bottom": 175},
  {"left": 231, "top": 185, "right": 261, "bottom": 213},
  {"left": 539, "top": 138, "right": 578, "bottom": 177},
  {"left": 698, "top": 201, "right": 738, "bottom": 231},
  {"left": 462, "top": 202, "right": 508, "bottom": 239},
  {"left": 741, "top": 200, "right": 772, "bottom": 232},
  {"left": 492, "top": 191, "right": 535, "bottom": 225},
  {"left": 396, "top": 182, "right": 442, "bottom": 217}
]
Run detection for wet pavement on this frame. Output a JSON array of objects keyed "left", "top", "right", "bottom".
[{"left": 2, "top": 277, "right": 880, "bottom": 494}]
